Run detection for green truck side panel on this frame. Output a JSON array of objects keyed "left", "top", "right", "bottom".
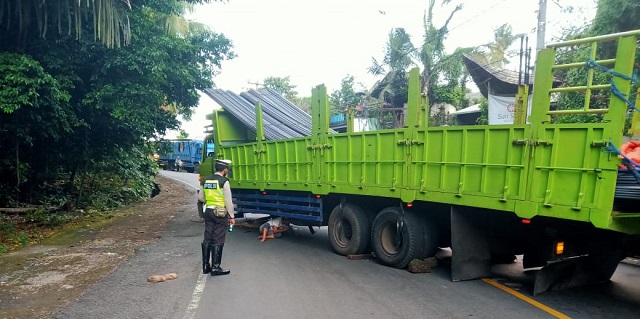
[
  {"left": 208, "top": 31, "right": 640, "bottom": 235},
  {"left": 214, "top": 109, "right": 256, "bottom": 147}
]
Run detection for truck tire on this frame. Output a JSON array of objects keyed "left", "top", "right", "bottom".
[
  {"left": 371, "top": 207, "right": 424, "bottom": 268},
  {"left": 328, "top": 203, "right": 371, "bottom": 256},
  {"left": 418, "top": 216, "right": 439, "bottom": 259}
]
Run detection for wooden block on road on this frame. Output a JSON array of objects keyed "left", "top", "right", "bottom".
[{"left": 347, "top": 254, "right": 374, "bottom": 260}]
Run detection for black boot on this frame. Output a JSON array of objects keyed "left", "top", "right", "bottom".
[
  {"left": 210, "top": 245, "right": 230, "bottom": 276},
  {"left": 201, "top": 242, "right": 211, "bottom": 274}
]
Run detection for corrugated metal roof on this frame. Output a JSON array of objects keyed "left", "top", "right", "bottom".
[
  {"left": 451, "top": 103, "right": 481, "bottom": 115},
  {"left": 201, "top": 88, "right": 311, "bottom": 141},
  {"left": 463, "top": 53, "right": 562, "bottom": 99},
  {"left": 463, "top": 53, "right": 532, "bottom": 98}
]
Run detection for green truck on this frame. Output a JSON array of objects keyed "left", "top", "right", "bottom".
[{"left": 200, "top": 30, "right": 640, "bottom": 294}]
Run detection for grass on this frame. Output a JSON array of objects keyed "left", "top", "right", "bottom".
[{"left": 0, "top": 210, "right": 86, "bottom": 255}]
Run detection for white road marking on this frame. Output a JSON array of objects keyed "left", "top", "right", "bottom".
[
  {"left": 182, "top": 273, "right": 208, "bottom": 319},
  {"left": 160, "top": 172, "right": 200, "bottom": 191}
]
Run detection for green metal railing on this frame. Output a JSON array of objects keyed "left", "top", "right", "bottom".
[{"left": 530, "top": 30, "right": 640, "bottom": 121}]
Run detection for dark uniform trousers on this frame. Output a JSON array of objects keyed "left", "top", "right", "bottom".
[{"left": 203, "top": 209, "right": 229, "bottom": 245}]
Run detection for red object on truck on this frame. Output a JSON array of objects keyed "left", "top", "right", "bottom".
[{"left": 619, "top": 141, "right": 640, "bottom": 168}]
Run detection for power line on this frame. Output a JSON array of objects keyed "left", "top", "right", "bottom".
[{"left": 448, "top": 0, "right": 508, "bottom": 32}]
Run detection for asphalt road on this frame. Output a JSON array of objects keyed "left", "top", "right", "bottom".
[{"left": 54, "top": 171, "right": 640, "bottom": 319}]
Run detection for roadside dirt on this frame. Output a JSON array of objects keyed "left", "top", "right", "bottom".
[{"left": 0, "top": 175, "right": 195, "bottom": 319}]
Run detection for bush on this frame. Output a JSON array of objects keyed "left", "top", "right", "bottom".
[{"left": 17, "top": 231, "right": 29, "bottom": 246}]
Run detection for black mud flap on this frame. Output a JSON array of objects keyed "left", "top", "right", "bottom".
[
  {"left": 533, "top": 253, "right": 621, "bottom": 295},
  {"left": 451, "top": 206, "right": 492, "bottom": 281}
]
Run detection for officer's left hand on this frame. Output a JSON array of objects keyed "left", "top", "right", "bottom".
[{"left": 229, "top": 218, "right": 236, "bottom": 225}]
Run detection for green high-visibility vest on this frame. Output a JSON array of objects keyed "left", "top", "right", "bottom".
[{"left": 203, "top": 175, "right": 227, "bottom": 208}]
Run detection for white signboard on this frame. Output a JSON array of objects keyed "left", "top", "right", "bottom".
[
  {"left": 488, "top": 94, "right": 516, "bottom": 125},
  {"left": 488, "top": 94, "right": 533, "bottom": 125}
]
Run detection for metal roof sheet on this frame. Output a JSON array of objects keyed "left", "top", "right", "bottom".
[
  {"left": 240, "top": 89, "right": 312, "bottom": 136},
  {"left": 201, "top": 88, "right": 309, "bottom": 140}
]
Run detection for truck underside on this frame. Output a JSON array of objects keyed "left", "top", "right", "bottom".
[{"left": 232, "top": 189, "right": 634, "bottom": 294}]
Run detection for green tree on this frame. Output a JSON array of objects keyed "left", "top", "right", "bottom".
[
  {"left": 0, "top": 53, "right": 74, "bottom": 204},
  {"left": 292, "top": 96, "right": 312, "bottom": 114},
  {"left": 417, "top": 0, "right": 469, "bottom": 108},
  {"left": 177, "top": 129, "right": 189, "bottom": 138},
  {"left": 329, "top": 75, "right": 363, "bottom": 115},
  {"left": 0, "top": 0, "right": 132, "bottom": 48},
  {"left": 368, "top": 0, "right": 472, "bottom": 121},
  {"left": 551, "top": 0, "right": 639, "bottom": 126},
  {"left": 0, "top": 0, "right": 223, "bottom": 48},
  {"left": 263, "top": 76, "right": 313, "bottom": 112},
  {"left": 0, "top": 0, "right": 235, "bottom": 208},
  {"left": 368, "top": 28, "right": 415, "bottom": 108},
  {"left": 471, "top": 24, "right": 517, "bottom": 68},
  {"left": 263, "top": 76, "right": 299, "bottom": 101},
  {"left": 475, "top": 97, "right": 489, "bottom": 125},
  {"left": 591, "top": 0, "right": 640, "bottom": 35}
]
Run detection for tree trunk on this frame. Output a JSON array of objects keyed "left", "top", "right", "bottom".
[
  {"left": 15, "top": 137, "right": 20, "bottom": 205},
  {"left": 75, "top": 128, "right": 90, "bottom": 207}
]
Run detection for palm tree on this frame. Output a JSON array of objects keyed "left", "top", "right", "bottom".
[
  {"left": 472, "top": 24, "right": 517, "bottom": 68},
  {"left": 0, "top": 0, "right": 216, "bottom": 48},
  {"left": 368, "top": 28, "right": 416, "bottom": 107},
  {"left": 149, "top": 0, "right": 209, "bottom": 37},
  {"left": 417, "top": 0, "right": 463, "bottom": 103},
  {"left": 368, "top": 1, "right": 469, "bottom": 111},
  {"left": 0, "top": 0, "right": 131, "bottom": 48}
]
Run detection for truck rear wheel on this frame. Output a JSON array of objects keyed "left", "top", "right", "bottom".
[
  {"left": 371, "top": 206, "right": 424, "bottom": 268},
  {"left": 419, "top": 216, "right": 439, "bottom": 259},
  {"left": 328, "top": 203, "right": 371, "bottom": 256}
]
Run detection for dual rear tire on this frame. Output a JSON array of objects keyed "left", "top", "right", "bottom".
[
  {"left": 371, "top": 207, "right": 430, "bottom": 268},
  {"left": 328, "top": 203, "right": 439, "bottom": 269},
  {"left": 328, "top": 204, "right": 371, "bottom": 256}
]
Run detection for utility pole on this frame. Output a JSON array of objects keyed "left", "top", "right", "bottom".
[
  {"left": 247, "top": 81, "right": 263, "bottom": 90},
  {"left": 536, "top": 0, "right": 547, "bottom": 53}
]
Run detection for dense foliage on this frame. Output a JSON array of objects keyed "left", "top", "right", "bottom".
[
  {"left": 329, "top": 75, "right": 365, "bottom": 115},
  {"left": 0, "top": 0, "right": 223, "bottom": 48},
  {"left": 0, "top": 0, "right": 234, "bottom": 214},
  {"left": 553, "top": 0, "right": 639, "bottom": 126}
]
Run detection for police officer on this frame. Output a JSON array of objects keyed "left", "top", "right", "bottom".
[{"left": 198, "top": 159, "right": 235, "bottom": 276}]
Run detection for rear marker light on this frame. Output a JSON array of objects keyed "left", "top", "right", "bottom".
[
  {"left": 522, "top": 219, "right": 531, "bottom": 224},
  {"left": 262, "top": 191, "right": 267, "bottom": 195},
  {"left": 556, "top": 242, "right": 565, "bottom": 255},
  {"left": 406, "top": 202, "right": 413, "bottom": 207},
  {"left": 316, "top": 195, "right": 321, "bottom": 199}
]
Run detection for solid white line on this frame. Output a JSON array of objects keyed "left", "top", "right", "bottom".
[
  {"left": 160, "top": 172, "right": 200, "bottom": 191},
  {"left": 182, "top": 273, "right": 207, "bottom": 319}
]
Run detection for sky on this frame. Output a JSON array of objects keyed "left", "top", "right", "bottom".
[{"left": 170, "top": 0, "right": 597, "bottom": 139}]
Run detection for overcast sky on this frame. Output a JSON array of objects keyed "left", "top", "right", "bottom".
[{"left": 172, "top": 0, "right": 597, "bottom": 139}]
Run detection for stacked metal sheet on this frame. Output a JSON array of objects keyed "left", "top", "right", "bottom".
[
  {"left": 201, "top": 88, "right": 306, "bottom": 140},
  {"left": 615, "top": 169, "right": 640, "bottom": 200},
  {"left": 240, "top": 89, "right": 312, "bottom": 136}
]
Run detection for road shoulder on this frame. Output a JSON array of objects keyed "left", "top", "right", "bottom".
[{"left": 0, "top": 175, "right": 195, "bottom": 319}]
